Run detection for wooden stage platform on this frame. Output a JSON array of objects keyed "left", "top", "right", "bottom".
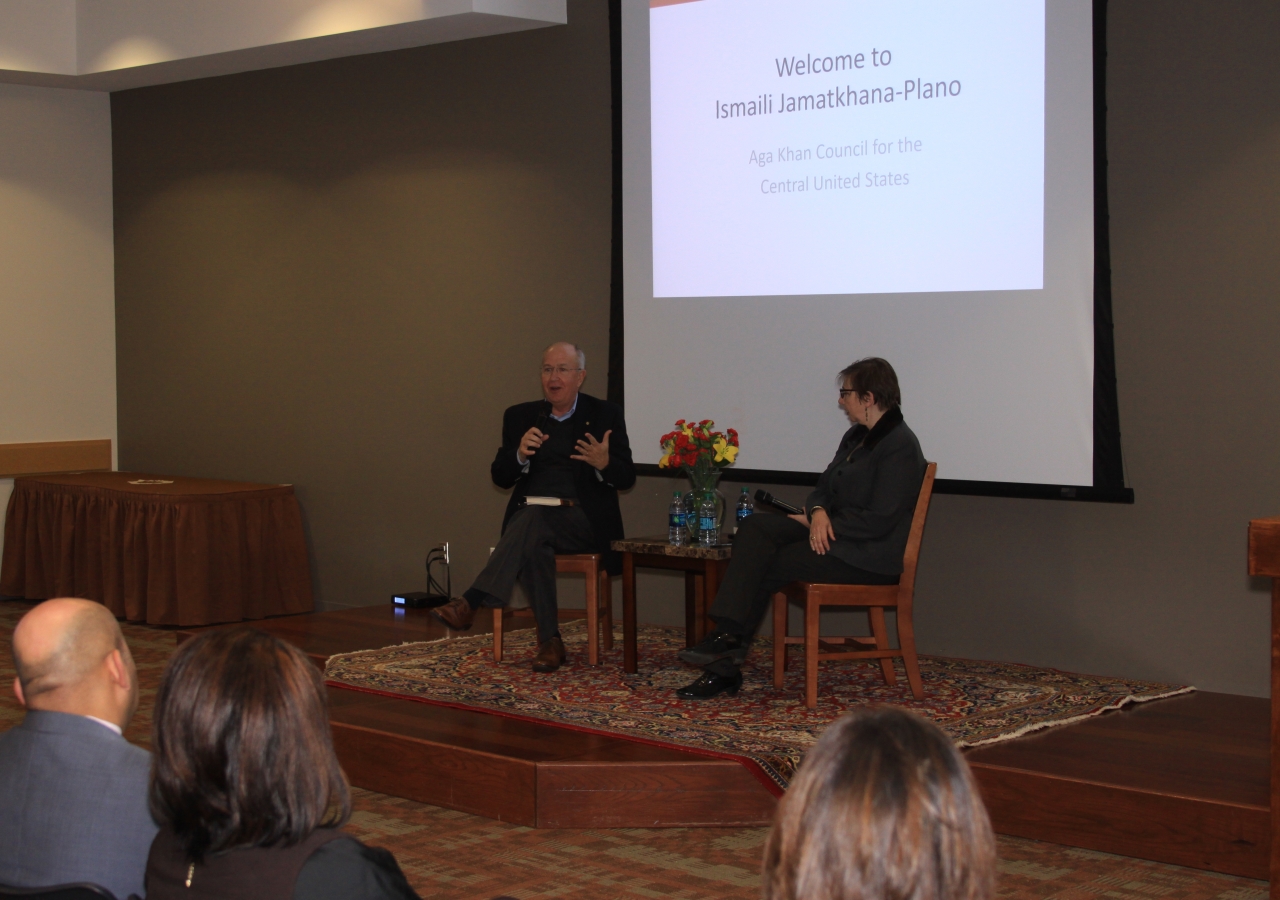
[{"left": 180, "top": 605, "right": 1270, "bottom": 880}]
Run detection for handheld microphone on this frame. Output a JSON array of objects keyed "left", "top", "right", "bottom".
[
  {"left": 534, "top": 402, "right": 553, "bottom": 436},
  {"left": 754, "top": 489, "right": 804, "bottom": 516}
]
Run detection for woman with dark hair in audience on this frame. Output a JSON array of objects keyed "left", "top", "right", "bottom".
[
  {"left": 762, "top": 706, "right": 995, "bottom": 900},
  {"left": 677, "top": 357, "right": 927, "bottom": 698},
  {"left": 142, "top": 628, "right": 421, "bottom": 900}
]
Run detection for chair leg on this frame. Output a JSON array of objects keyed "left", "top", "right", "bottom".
[
  {"left": 772, "top": 592, "right": 787, "bottom": 689},
  {"left": 585, "top": 564, "right": 600, "bottom": 666},
  {"left": 804, "top": 598, "right": 820, "bottom": 709},
  {"left": 898, "top": 610, "right": 925, "bottom": 700},
  {"left": 492, "top": 608, "right": 504, "bottom": 663},
  {"left": 868, "top": 607, "right": 897, "bottom": 686},
  {"left": 600, "top": 572, "right": 614, "bottom": 652}
]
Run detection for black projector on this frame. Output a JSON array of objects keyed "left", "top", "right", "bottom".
[{"left": 391, "top": 591, "right": 448, "bottom": 609}]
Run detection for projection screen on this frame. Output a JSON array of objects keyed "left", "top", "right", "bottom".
[{"left": 620, "top": 0, "right": 1128, "bottom": 499}]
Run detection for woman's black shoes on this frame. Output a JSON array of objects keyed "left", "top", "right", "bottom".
[
  {"left": 677, "top": 632, "right": 747, "bottom": 666},
  {"left": 675, "top": 670, "right": 743, "bottom": 699},
  {"left": 675, "top": 631, "right": 748, "bottom": 697}
]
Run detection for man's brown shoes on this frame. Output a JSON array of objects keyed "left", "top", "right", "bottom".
[
  {"left": 531, "top": 636, "right": 566, "bottom": 673},
  {"left": 431, "top": 596, "right": 476, "bottom": 631}
]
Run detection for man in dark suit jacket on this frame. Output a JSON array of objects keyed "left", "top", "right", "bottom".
[
  {"left": 432, "top": 342, "right": 635, "bottom": 672},
  {"left": 0, "top": 598, "right": 157, "bottom": 898}
]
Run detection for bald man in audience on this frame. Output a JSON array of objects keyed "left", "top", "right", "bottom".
[{"left": 0, "top": 598, "right": 157, "bottom": 898}]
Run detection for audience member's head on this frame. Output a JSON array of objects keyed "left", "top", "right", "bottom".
[
  {"left": 11, "top": 597, "right": 138, "bottom": 729},
  {"left": 763, "top": 706, "right": 995, "bottom": 900},
  {"left": 149, "top": 628, "right": 351, "bottom": 862}
]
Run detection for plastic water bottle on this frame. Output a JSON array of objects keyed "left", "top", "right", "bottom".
[
  {"left": 684, "top": 491, "right": 700, "bottom": 541},
  {"left": 735, "top": 487, "right": 754, "bottom": 533},
  {"left": 698, "top": 492, "right": 718, "bottom": 546},
  {"left": 668, "top": 491, "right": 687, "bottom": 545}
]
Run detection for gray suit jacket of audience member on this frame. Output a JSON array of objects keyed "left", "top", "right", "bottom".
[{"left": 0, "top": 709, "right": 157, "bottom": 899}]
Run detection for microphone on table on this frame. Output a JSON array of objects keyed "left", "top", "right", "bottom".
[{"left": 754, "top": 489, "right": 805, "bottom": 516}]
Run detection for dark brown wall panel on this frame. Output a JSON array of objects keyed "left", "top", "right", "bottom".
[{"left": 112, "top": 3, "right": 612, "bottom": 611}]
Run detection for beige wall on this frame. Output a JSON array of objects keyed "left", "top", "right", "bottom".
[
  {"left": 0, "top": 83, "right": 116, "bottom": 541},
  {"left": 0, "top": 1, "right": 76, "bottom": 75},
  {"left": 112, "top": 1, "right": 1280, "bottom": 695},
  {"left": 75, "top": 0, "right": 565, "bottom": 75},
  {"left": 0, "top": 0, "right": 564, "bottom": 83}
]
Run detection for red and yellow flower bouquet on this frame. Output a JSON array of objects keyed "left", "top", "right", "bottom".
[
  {"left": 658, "top": 419, "right": 739, "bottom": 473},
  {"left": 658, "top": 419, "right": 739, "bottom": 538}
]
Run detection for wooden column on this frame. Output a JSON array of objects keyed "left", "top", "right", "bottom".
[{"left": 1246, "top": 516, "right": 1280, "bottom": 896}]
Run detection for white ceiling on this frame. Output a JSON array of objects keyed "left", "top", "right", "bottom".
[{"left": 0, "top": 0, "right": 566, "bottom": 91}]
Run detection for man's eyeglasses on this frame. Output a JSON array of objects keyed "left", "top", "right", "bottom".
[
  {"left": 542, "top": 366, "right": 582, "bottom": 377},
  {"left": 838, "top": 388, "right": 856, "bottom": 397}
]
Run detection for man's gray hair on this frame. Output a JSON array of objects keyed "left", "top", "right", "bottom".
[{"left": 545, "top": 342, "right": 586, "bottom": 370}]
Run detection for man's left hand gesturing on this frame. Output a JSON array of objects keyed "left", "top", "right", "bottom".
[{"left": 571, "top": 430, "right": 612, "bottom": 471}]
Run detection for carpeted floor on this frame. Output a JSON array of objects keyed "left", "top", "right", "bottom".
[
  {"left": 0, "top": 600, "right": 1267, "bottom": 900},
  {"left": 339, "top": 797, "right": 1268, "bottom": 900}
]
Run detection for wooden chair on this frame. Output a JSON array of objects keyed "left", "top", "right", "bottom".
[
  {"left": 492, "top": 553, "right": 614, "bottom": 666},
  {"left": 772, "top": 462, "right": 937, "bottom": 708}
]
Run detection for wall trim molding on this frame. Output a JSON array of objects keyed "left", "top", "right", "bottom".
[{"left": 0, "top": 440, "right": 112, "bottom": 478}]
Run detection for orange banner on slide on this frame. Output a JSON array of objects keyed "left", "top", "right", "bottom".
[{"left": 651, "top": 0, "right": 704, "bottom": 7}]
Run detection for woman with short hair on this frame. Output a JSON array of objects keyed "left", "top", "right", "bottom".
[
  {"left": 143, "top": 628, "right": 421, "bottom": 900},
  {"left": 763, "top": 707, "right": 996, "bottom": 900},
  {"left": 676, "top": 357, "right": 927, "bottom": 698}
]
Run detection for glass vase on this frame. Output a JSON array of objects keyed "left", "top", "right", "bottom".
[{"left": 683, "top": 460, "right": 725, "bottom": 541}]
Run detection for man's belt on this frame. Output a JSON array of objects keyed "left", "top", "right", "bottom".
[{"left": 520, "top": 496, "right": 578, "bottom": 508}]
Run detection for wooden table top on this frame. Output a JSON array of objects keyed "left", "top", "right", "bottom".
[
  {"left": 611, "top": 535, "right": 733, "bottom": 559},
  {"left": 17, "top": 471, "right": 292, "bottom": 498}
]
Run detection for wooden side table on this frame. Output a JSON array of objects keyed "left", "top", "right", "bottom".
[
  {"left": 1246, "top": 516, "right": 1280, "bottom": 895},
  {"left": 612, "top": 536, "right": 733, "bottom": 674}
]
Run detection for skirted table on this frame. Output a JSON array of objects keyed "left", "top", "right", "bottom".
[{"left": 0, "top": 472, "right": 313, "bottom": 626}]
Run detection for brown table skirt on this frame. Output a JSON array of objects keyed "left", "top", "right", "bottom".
[{"left": 0, "top": 472, "right": 313, "bottom": 626}]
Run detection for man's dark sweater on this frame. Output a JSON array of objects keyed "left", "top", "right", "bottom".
[{"left": 521, "top": 415, "right": 578, "bottom": 500}]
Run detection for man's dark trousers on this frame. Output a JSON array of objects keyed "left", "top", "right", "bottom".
[
  {"left": 469, "top": 504, "right": 595, "bottom": 642},
  {"left": 705, "top": 513, "right": 897, "bottom": 675}
]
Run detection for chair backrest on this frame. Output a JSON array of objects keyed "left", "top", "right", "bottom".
[
  {"left": 895, "top": 462, "right": 937, "bottom": 605},
  {"left": 0, "top": 885, "right": 117, "bottom": 900}
]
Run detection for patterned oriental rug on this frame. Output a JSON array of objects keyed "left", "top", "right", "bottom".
[{"left": 324, "top": 620, "right": 1192, "bottom": 795}]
